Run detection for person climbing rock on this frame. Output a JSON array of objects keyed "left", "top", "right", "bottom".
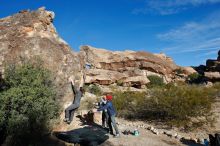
[
  {"left": 92, "top": 94, "right": 120, "bottom": 138},
  {"left": 64, "top": 73, "right": 84, "bottom": 124}
]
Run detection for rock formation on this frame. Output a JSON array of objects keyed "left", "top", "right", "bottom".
[
  {"left": 0, "top": 7, "right": 198, "bottom": 103},
  {"left": 206, "top": 50, "right": 220, "bottom": 72},
  {"left": 1, "top": 8, "right": 220, "bottom": 146},
  {"left": 0, "top": 7, "right": 82, "bottom": 105},
  {"left": 80, "top": 45, "right": 183, "bottom": 88},
  {"left": 204, "top": 50, "right": 220, "bottom": 81},
  {"left": 192, "top": 50, "right": 220, "bottom": 82}
]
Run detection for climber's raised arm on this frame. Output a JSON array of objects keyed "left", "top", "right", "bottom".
[
  {"left": 69, "top": 76, "right": 77, "bottom": 95},
  {"left": 79, "top": 71, "right": 85, "bottom": 88}
]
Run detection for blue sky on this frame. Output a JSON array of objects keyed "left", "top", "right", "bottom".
[{"left": 0, "top": 0, "right": 220, "bottom": 66}]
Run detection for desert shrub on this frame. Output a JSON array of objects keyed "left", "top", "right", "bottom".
[
  {"left": 112, "top": 91, "right": 147, "bottom": 119},
  {"left": 116, "top": 80, "right": 123, "bottom": 86},
  {"left": 188, "top": 72, "right": 203, "bottom": 83},
  {"left": 0, "top": 63, "right": 60, "bottom": 145},
  {"left": 148, "top": 84, "right": 215, "bottom": 124},
  {"left": 147, "top": 75, "right": 165, "bottom": 88},
  {"left": 79, "top": 97, "right": 99, "bottom": 110},
  {"left": 113, "top": 83, "right": 219, "bottom": 129},
  {"left": 80, "top": 99, "right": 96, "bottom": 110},
  {"left": 212, "top": 83, "right": 220, "bottom": 95},
  {"left": 86, "top": 84, "right": 102, "bottom": 96}
]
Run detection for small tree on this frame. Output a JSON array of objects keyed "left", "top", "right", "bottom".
[
  {"left": 188, "top": 73, "right": 203, "bottom": 83},
  {"left": 88, "top": 84, "right": 102, "bottom": 96},
  {"left": 147, "top": 75, "right": 165, "bottom": 88},
  {"left": 0, "top": 63, "right": 60, "bottom": 145}
]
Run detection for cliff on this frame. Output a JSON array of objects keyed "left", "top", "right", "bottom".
[{"left": 0, "top": 7, "right": 82, "bottom": 106}]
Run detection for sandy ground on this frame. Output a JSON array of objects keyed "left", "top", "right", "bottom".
[
  {"left": 51, "top": 95, "right": 220, "bottom": 146},
  {"left": 53, "top": 112, "right": 205, "bottom": 146},
  {"left": 100, "top": 124, "right": 184, "bottom": 146}
]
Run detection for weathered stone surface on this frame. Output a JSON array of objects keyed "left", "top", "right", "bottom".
[
  {"left": 204, "top": 72, "right": 220, "bottom": 80},
  {"left": 206, "top": 59, "right": 220, "bottom": 71},
  {"left": 195, "top": 50, "right": 220, "bottom": 82},
  {"left": 99, "top": 85, "right": 146, "bottom": 94},
  {"left": 194, "top": 65, "right": 206, "bottom": 74},
  {"left": 154, "top": 53, "right": 172, "bottom": 61},
  {"left": 81, "top": 45, "right": 179, "bottom": 87},
  {"left": 121, "top": 76, "right": 150, "bottom": 88},
  {"left": 181, "top": 66, "right": 197, "bottom": 75},
  {"left": 85, "top": 69, "right": 127, "bottom": 85},
  {"left": 0, "top": 7, "right": 82, "bottom": 105},
  {"left": 205, "top": 81, "right": 213, "bottom": 87}
]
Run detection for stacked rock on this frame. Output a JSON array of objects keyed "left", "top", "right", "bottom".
[
  {"left": 206, "top": 50, "right": 220, "bottom": 71},
  {"left": 217, "top": 50, "right": 220, "bottom": 61},
  {"left": 204, "top": 50, "right": 220, "bottom": 81}
]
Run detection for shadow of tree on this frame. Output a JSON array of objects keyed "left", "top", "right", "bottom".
[
  {"left": 54, "top": 114, "right": 109, "bottom": 146},
  {"left": 54, "top": 126, "right": 109, "bottom": 146},
  {"left": 76, "top": 113, "right": 95, "bottom": 126},
  {"left": 180, "top": 139, "right": 204, "bottom": 146}
]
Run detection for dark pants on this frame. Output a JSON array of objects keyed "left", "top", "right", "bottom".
[
  {"left": 65, "top": 103, "right": 79, "bottom": 122},
  {"left": 102, "top": 111, "right": 109, "bottom": 127},
  {"left": 108, "top": 114, "right": 119, "bottom": 135}
]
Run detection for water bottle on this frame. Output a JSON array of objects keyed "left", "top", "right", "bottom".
[{"left": 134, "top": 129, "right": 139, "bottom": 136}]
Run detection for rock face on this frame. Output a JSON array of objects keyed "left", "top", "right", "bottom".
[
  {"left": 0, "top": 7, "right": 197, "bottom": 101},
  {"left": 181, "top": 66, "right": 197, "bottom": 75},
  {"left": 205, "top": 72, "right": 220, "bottom": 80},
  {"left": 80, "top": 45, "right": 179, "bottom": 88},
  {"left": 206, "top": 59, "right": 220, "bottom": 71},
  {"left": 207, "top": 50, "right": 220, "bottom": 71},
  {"left": 204, "top": 50, "right": 220, "bottom": 81},
  {"left": 0, "top": 7, "right": 82, "bottom": 105},
  {"left": 194, "top": 50, "right": 220, "bottom": 82}
]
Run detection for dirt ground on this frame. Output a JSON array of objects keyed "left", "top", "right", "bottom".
[
  {"left": 100, "top": 123, "right": 184, "bottom": 146},
  {"left": 53, "top": 96, "right": 220, "bottom": 146},
  {"left": 53, "top": 113, "right": 205, "bottom": 146}
]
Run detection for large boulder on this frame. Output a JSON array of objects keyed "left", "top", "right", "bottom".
[
  {"left": 181, "top": 66, "right": 197, "bottom": 75},
  {"left": 206, "top": 59, "right": 220, "bottom": 71},
  {"left": 80, "top": 45, "right": 179, "bottom": 86},
  {"left": 121, "top": 76, "right": 150, "bottom": 88},
  {"left": 0, "top": 7, "right": 82, "bottom": 105},
  {"left": 204, "top": 72, "right": 220, "bottom": 81},
  {"left": 85, "top": 69, "right": 127, "bottom": 85},
  {"left": 154, "top": 53, "right": 174, "bottom": 63},
  {"left": 80, "top": 45, "right": 178, "bottom": 74},
  {"left": 217, "top": 50, "right": 220, "bottom": 61},
  {"left": 193, "top": 50, "right": 220, "bottom": 82}
]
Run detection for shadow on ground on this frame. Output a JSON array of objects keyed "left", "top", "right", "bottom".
[
  {"left": 53, "top": 114, "right": 110, "bottom": 146},
  {"left": 180, "top": 139, "right": 203, "bottom": 146}
]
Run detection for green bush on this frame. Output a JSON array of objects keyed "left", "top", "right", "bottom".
[
  {"left": 0, "top": 63, "right": 60, "bottom": 145},
  {"left": 86, "top": 84, "right": 102, "bottom": 96},
  {"left": 188, "top": 73, "right": 202, "bottom": 83},
  {"left": 116, "top": 80, "right": 123, "bottom": 86},
  {"left": 149, "top": 84, "right": 215, "bottom": 125},
  {"left": 147, "top": 75, "right": 165, "bottom": 88},
  {"left": 112, "top": 91, "right": 147, "bottom": 119},
  {"left": 113, "top": 83, "right": 219, "bottom": 129}
]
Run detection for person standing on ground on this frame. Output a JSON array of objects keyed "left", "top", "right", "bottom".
[
  {"left": 64, "top": 73, "right": 84, "bottom": 124},
  {"left": 98, "top": 96, "right": 109, "bottom": 128},
  {"left": 93, "top": 94, "right": 120, "bottom": 138}
]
